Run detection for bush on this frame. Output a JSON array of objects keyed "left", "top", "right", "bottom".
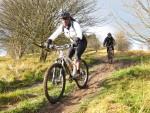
[{"left": 115, "top": 31, "right": 130, "bottom": 51}]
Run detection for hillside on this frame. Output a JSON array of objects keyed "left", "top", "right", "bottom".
[
  {"left": 75, "top": 60, "right": 150, "bottom": 113},
  {"left": 0, "top": 50, "right": 150, "bottom": 113}
]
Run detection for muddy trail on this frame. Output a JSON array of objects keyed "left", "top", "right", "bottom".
[{"left": 39, "top": 59, "right": 134, "bottom": 113}]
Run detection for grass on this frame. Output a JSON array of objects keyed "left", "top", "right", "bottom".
[
  {"left": 0, "top": 85, "right": 43, "bottom": 105},
  {"left": 0, "top": 50, "right": 103, "bottom": 93},
  {"left": 0, "top": 81, "right": 76, "bottom": 113},
  {"left": 0, "top": 71, "right": 43, "bottom": 93},
  {"left": 1, "top": 49, "right": 150, "bottom": 113},
  {"left": 0, "top": 53, "right": 56, "bottom": 93},
  {"left": 113, "top": 64, "right": 150, "bottom": 78},
  {"left": 76, "top": 63, "right": 150, "bottom": 113},
  {"left": 115, "top": 51, "right": 150, "bottom": 64},
  {"left": 0, "top": 49, "right": 104, "bottom": 113},
  {"left": 0, "top": 96, "right": 46, "bottom": 113}
]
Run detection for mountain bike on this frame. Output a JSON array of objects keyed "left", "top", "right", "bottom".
[
  {"left": 43, "top": 44, "right": 89, "bottom": 104},
  {"left": 107, "top": 46, "right": 114, "bottom": 64}
]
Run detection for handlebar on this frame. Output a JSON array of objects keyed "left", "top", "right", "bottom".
[
  {"left": 49, "top": 44, "right": 72, "bottom": 50},
  {"left": 33, "top": 42, "right": 74, "bottom": 52}
]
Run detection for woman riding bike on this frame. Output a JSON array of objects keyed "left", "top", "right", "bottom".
[{"left": 46, "top": 12, "right": 87, "bottom": 78}]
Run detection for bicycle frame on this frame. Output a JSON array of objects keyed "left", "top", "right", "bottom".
[{"left": 52, "top": 44, "right": 74, "bottom": 79}]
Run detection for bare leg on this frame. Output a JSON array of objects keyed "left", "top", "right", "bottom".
[
  {"left": 72, "top": 59, "right": 77, "bottom": 76},
  {"left": 72, "top": 59, "right": 80, "bottom": 77},
  {"left": 76, "top": 60, "right": 80, "bottom": 71}
]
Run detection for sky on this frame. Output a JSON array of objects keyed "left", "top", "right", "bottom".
[
  {"left": 0, "top": 49, "right": 6, "bottom": 56},
  {"left": 88, "top": 0, "right": 123, "bottom": 40},
  {"left": 88, "top": 0, "right": 134, "bottom": 39}
]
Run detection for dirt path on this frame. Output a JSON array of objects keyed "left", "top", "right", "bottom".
[{"left": 39, "top": 62, "right": 117, "bottom": 113}]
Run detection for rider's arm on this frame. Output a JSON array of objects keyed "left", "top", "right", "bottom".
[
  {"left": 48, "top": 25, "right": 63, "bottom": 41},
  {"left": 73, "top": 21, "right": 83, "bottom": 40}
]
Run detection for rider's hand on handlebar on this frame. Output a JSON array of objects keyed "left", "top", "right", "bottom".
[
  {"left": 46, "top": 39, "right": 52, "bottom": 48},
  {"left": 72, "top": 43, "right": 78, "bottom": 47}
]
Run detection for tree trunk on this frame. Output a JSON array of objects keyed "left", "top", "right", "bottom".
[{"left": 39, "top": 48, "right": 47, "bottom": 62}]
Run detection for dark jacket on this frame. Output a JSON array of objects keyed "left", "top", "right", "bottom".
[{"left": 103, "top": 36, "right": 115, "bottom": 47}]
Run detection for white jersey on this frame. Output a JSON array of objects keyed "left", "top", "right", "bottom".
[{"left": 48, "top": 21, "right": 83, "bottom": 42}]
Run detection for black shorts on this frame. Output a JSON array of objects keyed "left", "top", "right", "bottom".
[{"left": 68, "top": 36, "right": 87, "bottom": 60}]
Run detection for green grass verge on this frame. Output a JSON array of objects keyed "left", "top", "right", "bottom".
[
  {"left": 1, "top": 50, "right": 150, "bottom": 113},
  {"left": 115, "top": 51, "right": 150, "bottom": 64},
  {"left": 0, "top": 71, "right": 43, "bottom": 93},
  {"left": 0, "top": 80, "right": 76, "bottom": 113},
  {"left": 0, "top": 50, "right": 102, "bottom": 93},
  {"left": 76, "top": 64, "right": 150, "bottom": 113},
  {"left": 0, "top": 85, "right": 43, "bottom": 105},
  {"left": 0, "top": 96, "right": 46, "bottom": 113}
]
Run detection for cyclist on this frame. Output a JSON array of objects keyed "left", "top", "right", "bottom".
[
  {"left": 46, "top": 12, "right": 87, "bottom": 78},
  {"left": 103, "top": 33, "right": 115, "bottom": 56}
]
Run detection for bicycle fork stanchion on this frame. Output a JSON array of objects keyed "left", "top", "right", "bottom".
[{"left": 52, "top": 68, "right": 55, "bottom": 84}]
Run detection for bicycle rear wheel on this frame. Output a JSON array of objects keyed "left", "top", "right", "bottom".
[
  {"left": 108, "top": 50, "right": 113, "bottom": 64},
  {"left": 75, "top": 60, "right": 88, "bottom": 89},
  {"left": 44, "top": 63, "right": 65, "bottom": 104}
]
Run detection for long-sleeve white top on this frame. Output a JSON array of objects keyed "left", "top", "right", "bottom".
[{"left": 48, "top": 21, "right": 83, "bottom": 42}]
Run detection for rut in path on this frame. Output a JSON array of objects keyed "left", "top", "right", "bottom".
[{"left": 39, "top": 62, "right": 119, "bottom": 113}]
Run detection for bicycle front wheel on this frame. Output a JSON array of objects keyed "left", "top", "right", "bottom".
[
  {"left": 75, "top": 60, "right": 89, "bottom": 89},
  {"left": 43, "top": 63, "right": 66, "bottom": 104}
]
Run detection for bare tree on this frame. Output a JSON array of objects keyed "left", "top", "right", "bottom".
[
  {"left": 115, "top": 31, "right": 130, "bottom": 51},
  {"left": 0, "top": 0, "right": 109, "bottom": 61},
  {"left": 114, "top": 0, "right": 150, "bottom": 46}
]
